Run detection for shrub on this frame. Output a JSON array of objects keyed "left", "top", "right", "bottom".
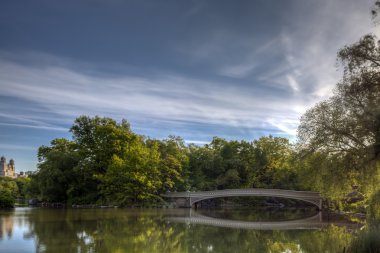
[{"left": 0, "top": 189, "right": 15, "bottom": 208}]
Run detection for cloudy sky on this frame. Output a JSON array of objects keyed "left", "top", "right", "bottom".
[{"left": 0, "top": 0, "right": 379, "bottom": 171}]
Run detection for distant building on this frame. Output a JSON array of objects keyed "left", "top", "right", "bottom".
[
  {"left": 0, "top": 156, "right": 15, "bottom": 178},
  {"left": 17, "top": 171, "right": 34, "bottom": 178}
]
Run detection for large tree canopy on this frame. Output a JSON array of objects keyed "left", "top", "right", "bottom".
[{"left": 298, "top": 35, "right": 380, "bottom": 169}]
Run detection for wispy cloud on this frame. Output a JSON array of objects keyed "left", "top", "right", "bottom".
[
  {"left": 0, "top": 122, "right": 68, "bottom": 132},
  {"left": 265, "top": 0, "right": 379, "bottom": 102},
  {"left": 219, "top": 62, "right": 257, "bottom": 78},
  {"left": 286, "top": 75, "right": 299, "bottom": 92},
  {"left": 0, "top": 57, "right": 306, "bottom": 137},
  {"left": 184, "top": 140, "right": 210, "bottom": 145},
  {"left": 0, "top": 144, "right": 37, "bottom": 151},
  {"left": 180, "top": 0, "right": 378, "bottom": 110}
]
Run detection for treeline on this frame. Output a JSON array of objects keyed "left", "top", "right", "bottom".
[
  {"left": 28, "top": 118, "right": 188, "bottom": 206},
  {"left": 21, "top": 34, "right": 380, "bottom": 212},
  {"left": 27, "top": 116, "right": 302, "bottom": 206}
]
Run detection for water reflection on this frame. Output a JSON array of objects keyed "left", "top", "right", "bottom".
[
  {"left": 0, "top": 213, "right": 13, "bottom": 239},
  {"left": 167, "top": 210, "right": 324, "bottom": 230},
  {"left": 0, "top": 207, "right": 361, "bottom": 253},
  {"left": 167, "top": 208, "right": 361, "bottom": 231}
]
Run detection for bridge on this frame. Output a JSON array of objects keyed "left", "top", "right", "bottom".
[{"left": 162, "top": 188, "right": 322, "bottom": 210}]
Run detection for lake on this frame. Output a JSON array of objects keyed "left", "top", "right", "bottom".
[{"left": 0, "top": 207, "right": 360, "bottom": 253}]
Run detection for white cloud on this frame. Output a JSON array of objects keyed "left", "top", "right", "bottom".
[
  {"left": 184, "top": 140, "right": 210, "bottom": 145},
  {"left": 181, "top": 0, "right": 379, "bottom": 110},
  {"left": 0, "top": 144, "right": 37, "bottom": 151},
  {"left": 0, "top": 122, "right": 67, "bottom": 132},
  {"left": 286, "top": 75, "right": 299, "bottom": 92},
  {"left": 219, "top": 62, "right": 257, "bottom": 78},
  {"left": 267, "top": 118, "right": 299, "bottom": 136}
]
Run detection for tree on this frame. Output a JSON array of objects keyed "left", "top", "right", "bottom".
[
  {"left": 70, "top": 116, "right": 136, "bottom": 203},
  {"left": 0, "top": 177, "right": 18, "bottom": 208},
  {"left": 99, "top": 135, "right": 163, "bottom": 205},
  {"left": 0, "top": 190, "right": 14, "bottom": 208},
  {"left": 297, "top": 35, "right": 380, "bottom": 206},
  {"left": 251, "top": 136, "right": 296, "bottom": 189},
  {"left": 70, "top": 116, "right": 134, "bottom": 174},
  {"left": 372, "top": 1, "right": 380, "bottom": 24},
  {"left": 36, "top": 138, "right": 80, "bottom": 202},
  {"left": 298, "top": 35, "right": 380, "bottom": 169},
  {"left": 154, "top": 136, "right": 189, "bottom": 192}
]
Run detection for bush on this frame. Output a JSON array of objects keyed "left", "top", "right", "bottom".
[
  {"left": 347, "top": 191, "right": 380, "bottom": 253},
  {"left": 348, "top": 228, "right": 380, "bottom": 253},
  {"left": 367, "top": 190, "right": 380, "bottom": 227},
  {"left": 0, "top": 190, "right": 15, "bottom": 208}
]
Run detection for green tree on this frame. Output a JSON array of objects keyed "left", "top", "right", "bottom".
[
  {"left": 297, "top": 35, "right": 380, "bottom": 208},
  {"left": 14, "top": 177, "right": 31, "bottom": 198},
  {"left": 155, "top": 136, "right": 189, "bottom": 192},
  {"left": 251, "top": 136, "right": 296, "bottom": 189},
  {"left": 70, "top": 116, "right": 136, "bottom": 203},
  {"left": 0, "top": 177, "right": 19, "bottom": 198},
  {"left": 0, "top": 177, "right": 18, "bottom": 208},
  {"left": 99, "top": 135, "right": 162, "bottom": 205},
  {"left": 0, "top": 189, "right": 14, "bottom": 208},
  {"left": 35, "top": 138, "right": 80, "bottom": 202},
  {"left": 298, "top": 35, "right": 380, "bottom": 169}
]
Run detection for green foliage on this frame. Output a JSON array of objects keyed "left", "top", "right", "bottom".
[
  {"left": 299, "top": 35, "right": 380, "bottom": 164},
  {"left": 0, "top": 177, "right": 19, "bottom": 208},
  {"left": 14, "top": 177, "right": 31, "bottom": 198},
  {"left": 295, "top": 152, "right": 357, "bottom": 198},
  {"left": 251, "top": 136, "right": 296, "bottom": 188},
  {"left": 0, "top": 189, "right": 14, "bottom": 208},
  {"left": 187, "top": 136, "right": 297, "bottom": 191},
  {"left": 297, "top": 34, "right": 380, "bottom": 209},
  {"left": 367, "top": 190, "right": 380, "bottom": 227},
  {"left": 156, "top": 136, "right": 189, "bottom": 192},
  {"left": 31, "top": 116, "right": 302, "bottom": 206},
  {"left": 36, "top": 138, "right": 80, "bottom": 202},
  {"left": 99, "top": 141, "right": 162, "bottom": 205},
  {"left": 0, "top": 177, "right": 19, "bottom": 198},
  {"left": 347, "top": 226, "right": 380, "bottom": 253},
  {"left": 31, "top": 116, "right": 189, "bottom": 206},
  {"left": 70, "top": 116, "right": 135, "bottom": 203}
]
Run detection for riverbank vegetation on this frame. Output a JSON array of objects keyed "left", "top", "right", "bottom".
[{"left": 0, "top": 177, "right": 30, "bottom": 208}]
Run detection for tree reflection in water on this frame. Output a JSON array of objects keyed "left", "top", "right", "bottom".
[{"left": 0, "top": 208, "right": 358, "bottom": 253}]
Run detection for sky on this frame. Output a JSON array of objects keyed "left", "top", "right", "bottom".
[{"left": 0, "top": 0, "right": 379, "bottom": 172}]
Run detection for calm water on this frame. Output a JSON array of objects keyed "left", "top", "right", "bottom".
[{"left": 0, "top": 207, "right": 359, "bottom": 253}]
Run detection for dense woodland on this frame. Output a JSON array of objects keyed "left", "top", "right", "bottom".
[{"left": 1, "top": 34, "right": 380, "bottom": 217}]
